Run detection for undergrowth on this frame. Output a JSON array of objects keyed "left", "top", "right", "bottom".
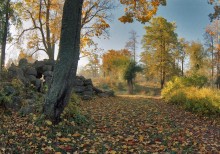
[{"left": 162, "top": 75, "right": 220, "bottom": 116}]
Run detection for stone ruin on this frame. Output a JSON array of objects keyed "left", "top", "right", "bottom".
[{"left": 7, "top": 58, "right": 114, "bottom": 100}]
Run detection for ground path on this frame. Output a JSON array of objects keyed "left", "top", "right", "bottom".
[{"left": 0, "top": 96, "right": 219, "bottom": 153}]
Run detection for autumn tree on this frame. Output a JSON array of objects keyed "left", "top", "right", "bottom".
[
  {"left": 208, "top": 0, "right": 220, "bottom": 21},
  {"left": 125, "top": 30, "right": 139, "bottom": 62},
  {"left": 102, "top": 49, "right": 131, "bottom": 80},
  {"left": 84, "top": 48, "right": 101, "bottom": 78},
  {"left": 141, "top": 17, "right": 178, "bottom": 89},
  {"left": 16, "top": 0, "right": 115, "bottom": 60},
  {"left": 175, "top": 38, "right": 188, "bottom": 76},
  {"left": 43, "top": 0, "right": 166, "bottom": 123},
  {"left": 15, "top": 0, "right": 63, "bottom": 59},
  {"left": 204, "top": 21, "right": 219, "bottom": 85},
  {"left": 186, "top": 41, "right": 207, "bottom": 74},
  {"left": 123, "top": 61, "right": 142, "bottom": 94}
]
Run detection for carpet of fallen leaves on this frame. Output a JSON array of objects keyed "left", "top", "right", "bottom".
[{"left": 0, "top": 96, "right": 220, "bottom": 153}]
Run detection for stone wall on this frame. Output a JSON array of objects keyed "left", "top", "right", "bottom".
[{"left": 8, "top": 58, "right": 114, "bottom": 100}]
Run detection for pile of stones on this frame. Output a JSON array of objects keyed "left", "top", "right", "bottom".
[
  {"left": 8, "top": 58, "right": 55, "bottom": 91},
  {"left": 73, "top": 76, "right": 114, "bottom": 100},
  {"left": 7, "top": 58, "right": 114, "bottom": 100}
]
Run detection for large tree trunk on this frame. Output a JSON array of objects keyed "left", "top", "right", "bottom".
[
  {"left": 43, "top": 0, "right": 83, "bottom": 124},
  {"left": 1, "top": 0, "right": 10, "bottom": 71}
]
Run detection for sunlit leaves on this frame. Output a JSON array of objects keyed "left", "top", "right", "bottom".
[
  {"left": 102, "top": 49, "right": 131, "bottom": 79},
  {"left": 119, "top": 0, "right": 166, "bottom": 23}
]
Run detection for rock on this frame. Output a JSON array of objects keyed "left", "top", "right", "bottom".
[
  {"left": 35, "top": 79, "right": 42, "bottom": 91},
  {"left": 33, "top": 60, "right": 45, "bottom": 69},
  {"left": 8, "top": 66, "right": 27, "bottom": 84},
  {"left": 98, "top": 90, "right": 114, "bottom": 98},
  {"left": 84, "top": 85, "right": 93, "bottom": 91},
  {"left": 19, "top": 103, "right": 34, "bottom": 115},
  {"left": 105, "top": 90, "right": 114, "bottom": 97},
  {"left": 83, "top": 90, "right": 94, "bottom": 96},
  {"left": 84, "top": 79, "right": 93, "bottom": 86},
  {"left": 27, "top": 75, "right": 37, "bottom": 83},
  {"left": 5, "top": 96, "right": 21, "bottom": 111},
  {"left": 73, "top": 79, "right": 84, "bottom": 86},
  {"left": 43, "top": 65, "right": 53, "bottom": 72},
  {"left": 77, "top": 76, "right": 86, "bottom": 81},
  {"left": 43, "top": 71, "right": 53, "bottom": 77},
  {"left": 73, "top": 86, "right": 85, "bottom": 93},
  {"left": 3, "top": 86, "right": 17, "bottom": 96},
  {"left": 97, "top": 93, "right": 108, "bottom": 98},
  {"left": 44, "top": 59, "right": 55, "bottom": 65},
  {"left": 82, "top": 95, "right": 92, "bottom": 100},
  {"left": 18, "top": 58, "right": 28, "bottom": 67},
  {"left": 26, "top": 67, "right": 37, "bottom": 76},
  {"left": 33, "top": 61, "right": 45, "bottom": 78}
]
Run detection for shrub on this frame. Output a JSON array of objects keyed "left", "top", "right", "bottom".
[
  {"left": 61, "top": 93, "right": 88, "bottom": 124},
  {"left": 162, "top": 76, "right": 220, "bottom": 116},
  {"left": 183, "top": 74, "right": 208, "bottom": 88}
]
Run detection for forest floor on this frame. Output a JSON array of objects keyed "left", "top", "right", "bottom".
[{"left": 0, "top": 96, "right": 220, "bottom": 153}]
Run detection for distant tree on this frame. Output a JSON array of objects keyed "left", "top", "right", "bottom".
[
  {"left": 85, "top": 51, "right": 100, "bottom": 78},
  {"left": 102, "top": 49, "right": 131, "bottom": 80},
  {"left": 204, "top": 21, "right": 219, "bottom": 85},
  {"left": 186, "top": 41, "right": 207, "bottom": 74},
  {"left": 175, "top": 38, "right": 188, "bottom": 76},
  {"left": 125, "top": 30, "right": 139, "bottom": 62},
  {"left": 123, "top": 61, "right": 142, "bottom": 94},
  {"left": 141, "top": 17, "right": 178, "bottom": 89}
]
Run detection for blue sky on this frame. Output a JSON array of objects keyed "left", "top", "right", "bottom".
[{"left": 79, "top": 0, "right": 214, "bottom": 66}]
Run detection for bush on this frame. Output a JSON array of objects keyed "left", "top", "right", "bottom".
[
  {"left": 183, "top": 74, "right": 208, "bottom": 88},
  {"left": 162, "top": 76, "right": 220, "bottom": 116},
  {"left": 61, "top": 93, "right": 88, "bottom": 124}
]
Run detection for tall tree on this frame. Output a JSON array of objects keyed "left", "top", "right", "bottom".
[
  {"left": 43, "top": 0, "right": 83, "bottom": 123},
  {"left": 0, "top": 0, "right": 10, "bottom": 71},
  {"left": 44, "top": 0, "right": 166, "bottom": 123},
  {"left": 186, "top": 41, "right": 206, "bottom": 74},
  {"left": 125, "top": 30, "right": 139, "bottom": 62},
  {"left": 204, "top": 21, "right": 218, "bottom": 85},
  {"left": 141, "top": 17, "right": 178, "bottom": 89},
  {"left": 175, "top": 38, "right": 188, "bottom": 76}
]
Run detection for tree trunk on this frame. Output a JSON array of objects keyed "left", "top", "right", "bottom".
[
  {"left": 43, "top": 0, "right": 83, "bottom": 124},
  {"left": 128, "top": 80, "right": 133, "bottom": 94},
  {"left": 1, "top": 0, "right": 10, "bottom": 71},
  {"left": 181, "top": 59, "right": 184, "bottom": 76}
]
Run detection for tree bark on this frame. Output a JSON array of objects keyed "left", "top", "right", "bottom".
[
  {"left": 128, "top": 80, "right": 133, "bottom": 94},
  {"left": 43, "top": 0, "right": 83, "bottom": 124},
  {"left": 1, "top": 0, "right": 10, "bottom": 71},
  {"left": 181, "top": 58, "right": 184, "bottom": 76}
]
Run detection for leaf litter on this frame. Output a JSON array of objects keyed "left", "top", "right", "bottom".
[{"left": 0, "top": 96, "right": 219, "bottom": 153}]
